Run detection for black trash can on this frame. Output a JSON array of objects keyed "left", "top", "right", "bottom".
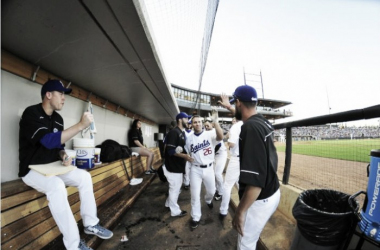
[{"left": 290, "top": 189, "right": 358, "bottom": 250}]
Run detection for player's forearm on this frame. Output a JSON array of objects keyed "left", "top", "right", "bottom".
[
  {"left": 228, "top": 142, "right": 235, "bottom": 148},
  {"left": 61, "top": 112, "right": 92, "bottom": 144},
  {"left": 226, "top": 105, "right": 235, "bottom": 115},
  {"left": 61, "top": 122, "right": 86, "bottom": 144},
  {"left": 235, "top": 186, "right": 262, "bottom": 215},
  {"left": 174, "top": 153, "right": 192, "bottom": 162},
  {"left": 214, "top": 122, "right": 224, "bottom": 141}
]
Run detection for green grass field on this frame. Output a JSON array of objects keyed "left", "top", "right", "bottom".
[{"left": 275, "top": 139, "right": 380, "bottom": 162}]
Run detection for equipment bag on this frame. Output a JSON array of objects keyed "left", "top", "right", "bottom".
[{"left": 98, "top": 139, "right": 131, "bottom": 163}]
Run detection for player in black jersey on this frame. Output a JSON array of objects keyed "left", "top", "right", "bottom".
[{"left": 219, "top": 85, "right": 280, "bottom": 250}]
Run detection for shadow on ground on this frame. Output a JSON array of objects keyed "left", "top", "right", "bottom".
[{"left": 98, "top": 176, "right": 238, "bottom": 250}]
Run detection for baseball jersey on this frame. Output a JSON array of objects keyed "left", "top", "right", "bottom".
[
  {"left": 228, "top": 121, "right": 243, "bottom": 157},
  {"left": 19, "top": 103, "right": 64, "bottom": 177},
  {"left": 239, "top": 114, "right": 279, "bottom": 200},
  {"left": 164, "top": 127, "right": 187, "bottom": 173},
  {"left": 209, "top": 128, "right": 226, "bottom": 155},
  {"left": 185, "top": 128, "right": 194, "bottom": 137},
  {"left": 185, "top": 130, "right": 217, "bottom": 165},
  {"left": 215, "top": 140, "right": 227, "bottom": 154}
]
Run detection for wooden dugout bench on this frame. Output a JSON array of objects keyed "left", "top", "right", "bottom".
[{"left": 1, "top": 147, "right": 163, "bottom": 250}]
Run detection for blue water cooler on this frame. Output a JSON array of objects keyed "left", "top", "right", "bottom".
[{"left": 359, "top": 149, "right": 380, "bottom": 242}]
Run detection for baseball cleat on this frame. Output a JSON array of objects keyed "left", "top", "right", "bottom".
[
  {"left": 207, "top": 202, "right": 213, "bottom": 209},
  {"left": 191, "top": 220, "right": 199, "bottom": 229},
  {"left": 172, "top": 210, "right": 187, "bottom": 217},
  {"left": 214, "top": 193, "right": 222, "bottom": 201}
]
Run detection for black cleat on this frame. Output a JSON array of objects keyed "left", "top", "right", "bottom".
[
  {"left": 191, "top": 220, "right": 199, "bottom": 229},
  {"left": 172, "top": 210, "right": 187, "bottom": 217},
  {"left": 207, "top": 202, "right": 213, "bottom": 209},
  {"left": 183, "top": 185, "right": 190, "bottom": 190},
  {"left": 214, "top": 193, "right": 222, "bottom": 201},
  {"left": 219, "top": 213, "right": 227, "bottom": 220}
]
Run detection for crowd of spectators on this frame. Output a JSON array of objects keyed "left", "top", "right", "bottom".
[
  {"left": 274, "top": 125, "right": 380, "bottom": 140},
  {"left": 217, "top": 122, "right": 380, "bottom": 140}
]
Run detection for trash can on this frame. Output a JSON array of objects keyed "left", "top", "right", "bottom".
[{"left": 290, "top": 189, "right": 358, "bottom": 250}]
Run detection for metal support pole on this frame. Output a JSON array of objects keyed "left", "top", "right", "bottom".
[
  {"left": 282, "top": 127, "right": 292, "bottom": 184},
  {"left": 260, "top": 70, "right": 264, "bottom": 99}
]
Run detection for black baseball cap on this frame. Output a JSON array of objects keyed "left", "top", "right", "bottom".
[
  {"left": 229, "top": 85, "right": 258, "bottom": 104},
  {"left": 41, "top": 79, "right": 72, "bottom": 96}
]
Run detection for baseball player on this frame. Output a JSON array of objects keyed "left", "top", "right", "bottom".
[
  {"left": 185, "top": 111, "right": 223, "bottom": 229},
  {"left": 163, "top": 112, "right": 193, "bottom": 217},
  {"left": 219, "top": 117, "right": 243, "bottom": 218},
  {"left": 203, "top": 118, "right": 227, "bottom": 201},
  {"left": 219, "top": 86, "right": 280, "bottom": 250}
]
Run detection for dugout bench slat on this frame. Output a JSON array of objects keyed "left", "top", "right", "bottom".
[{"left": 1, "top": 147, "right": 163, "bottom": 250}]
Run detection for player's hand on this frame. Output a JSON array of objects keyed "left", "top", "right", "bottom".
[
  {"left": 218, "top": 93, "right": 231, "bottom": 109},
  {"left": 185, "top": 154, "right": 194, "bottom": 163},
  {"left": 61, "top": 153, "right": 72, "bottom": 166},
  {"left": 80, "top": 112, "right": 94, "bottom": 130},
  {"left": 209, "top": 108, "right": 219, "bottom": 123},
  {"left": 232, "top": 212, "right": 244, "bottom": 236}
]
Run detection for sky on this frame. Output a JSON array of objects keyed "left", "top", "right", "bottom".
[{"left": 142, "top": 0, "right": 380, "bottom": 126}]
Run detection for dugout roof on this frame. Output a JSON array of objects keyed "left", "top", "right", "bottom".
[{"left": 1, "top": 0, "right": 178, "bottom": 124}]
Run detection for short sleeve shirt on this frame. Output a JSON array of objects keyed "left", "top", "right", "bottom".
[
  {"left": 128, "top": 129, "right": 143, "bottom": 147},
  {"left": 185, "top": 130, "right": 217, "bottom": 165},
  {"left": 239, "top": 114, "right": 279, "bottom": 200},
  {"left": 228, "top": 121, "right": 243, "bottom": 157},
  {"left": 19, "top": 103, "right": 64, "bottom": 177},
  {"left": 164, "top": 127, "right": 187, "bottom": 173}
]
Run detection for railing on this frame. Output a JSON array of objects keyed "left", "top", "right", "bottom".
[{"left": 273, "top": 105, "right": 380, "bottom": 196}]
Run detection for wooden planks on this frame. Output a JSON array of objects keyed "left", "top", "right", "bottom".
[{"left": 1, "top": 148, "right": 162, "bottom": 250}]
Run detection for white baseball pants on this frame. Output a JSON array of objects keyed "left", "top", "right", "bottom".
[
  {"left": 163, "top": 165, "right": 183, "bottom": 216},
  {"left": 183, "top": 161, "right": 191, "bottom": 186},
  {"left": 237, "top": 189, "right": 281, "bottom": 250},
  {"left": 220, "top": 156, "right": 240, "bottom": 215},
  {"left": 22, "top": 168, "right": 99, "bottom": 250},
  {"left": 214, "top": 151, "right": 227, "bottom": 195},
  {"left": 190, "top": 164, "right": 216, "bottom": 221}
]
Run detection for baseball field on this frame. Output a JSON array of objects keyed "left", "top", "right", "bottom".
[
  {"left": 275, "top": 139, "right": 380, "bottom": 198},
  {"left": 275, "top": 139, "right": 380, "bottom": 162}
]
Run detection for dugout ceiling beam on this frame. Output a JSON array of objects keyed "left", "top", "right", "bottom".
[{"left": 1, "top": 0, "right": 179, "bottom": 124}]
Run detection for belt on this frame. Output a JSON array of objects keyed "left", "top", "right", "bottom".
[{"left": 193, "top": 163, "right": 212, "bottom": 168}]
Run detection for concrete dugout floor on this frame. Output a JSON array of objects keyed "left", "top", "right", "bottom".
[{"left": 98, "top": 176, "right": 239, "bottom": 250}]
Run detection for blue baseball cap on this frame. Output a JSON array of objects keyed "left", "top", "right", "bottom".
[
  {"left": 176, "top": 112, "right": 191, "bottom": 120},
  {"left": 229, "top": 85, "right": 258, "bottom": 104},
  {"left": 41, "top": 79, "right": 72, "bottom": 96}
]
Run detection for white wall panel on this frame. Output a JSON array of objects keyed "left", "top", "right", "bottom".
[{"left": 1, "top": 71, "right": 158, "bottom": 182}]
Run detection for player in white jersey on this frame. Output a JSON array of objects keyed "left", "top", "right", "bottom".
[
  {"left": 185, "top": 111, "right": 223, "bottom": 229},
  {"left": 219, "top": 119, "right": 243, "bottom": 217},
  {"left": 204, "top": 118, "right": 227, "bottom": 201}
]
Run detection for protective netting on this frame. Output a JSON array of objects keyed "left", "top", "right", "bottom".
[{"left": 139, "top": 0, "right": 220, "bottom": 115}]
